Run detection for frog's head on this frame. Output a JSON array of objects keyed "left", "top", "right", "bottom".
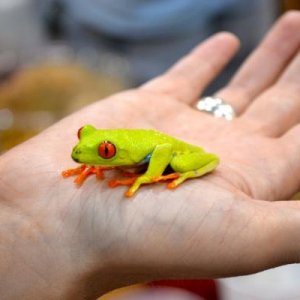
[{"left": 71, "top": 125, "right": 135, "bottom": 166}]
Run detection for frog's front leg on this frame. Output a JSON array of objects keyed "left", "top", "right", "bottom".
[
  {"left": 125, "top": 143, "right": 174, "bottom": 197},
  {"left": 62, "top": 165, "right": 115, "bottom": 185}
]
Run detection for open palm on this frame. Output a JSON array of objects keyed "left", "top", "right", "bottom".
[{"left": 0, "top": 12, "right": 300, "bottom": 300}]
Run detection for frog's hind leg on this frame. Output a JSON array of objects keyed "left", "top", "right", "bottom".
[{"left": 167, "top": 153, "right": 219, "bottom": 189}]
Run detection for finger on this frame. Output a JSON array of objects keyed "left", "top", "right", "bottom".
[
  {"left": 141, "top": 32, "right": 240, "bottom": 103},
  {"left": 241, "top": 50, "right": 300, "bottom": 137},
  {"left": 216, "top": 11, "right": 300, "bottom": 115}
]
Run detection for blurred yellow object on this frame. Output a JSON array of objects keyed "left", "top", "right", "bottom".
[
  {"left": 0, "top": 63, "right": 124, "bottom": 152},
  {"left": 99, "top": 284, "right": 145, "bottom": 300},
  {"left": 292, "top": 192, "right": 300, "bottom": 200}
]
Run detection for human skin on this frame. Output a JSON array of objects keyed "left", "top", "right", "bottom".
[{"left": 0, "top": 11, "right": 300, "bottom": 300}]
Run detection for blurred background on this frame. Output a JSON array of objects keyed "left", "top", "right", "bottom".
[{"left": 0, "top": 0, "right": 299, "bottom": 299}]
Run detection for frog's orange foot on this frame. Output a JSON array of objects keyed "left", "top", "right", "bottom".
[
  {"left": 153, "top": 173, "right": 179, "bottom": 183},
  {"left": 62, "top": 165, "right": 87, "bottom": 178},
  {"left": 125, "top": 190, "right": 135, "bottom": 198},
  {"left": 74, "top": 166, "right": 97, "bottom": 185},
  {"left": 166, "top": 174, "right": 183, "bottom": 189},
  {"left": 153, "top": 173, "right": 180, "bottom": 189},
  {"left": 167, "top": 181, "right": 177, "bottom": 189},
  {"left": 108, "top": 177, "right": 137, "bottom": 188},
  {"left": 120, "top": 171, "right": 140, "bottom": 178},
  {"left": 61, "top": 165, "right": 95, "bottom": 185},
  {"left": 62, "top": 165, "right": 116, "bottom": 186},
  {"left": 93, "top": 166, "right": 116, "bottom": 180}
]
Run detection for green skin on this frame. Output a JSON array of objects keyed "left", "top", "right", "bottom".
[{"left": 72, "top": 125, "right": 219, "bottom": 196}]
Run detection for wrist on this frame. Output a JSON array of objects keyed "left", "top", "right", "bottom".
[
  {"left": 0, "top": 203, "right": 82, "bottom": 299},
  {"left": 0, "top": 151, "right": 126, "bottom": 299}
]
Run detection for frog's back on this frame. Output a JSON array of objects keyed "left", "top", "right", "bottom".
[{"left": 103, "top": 128, "right": 203, "bottom": 153}]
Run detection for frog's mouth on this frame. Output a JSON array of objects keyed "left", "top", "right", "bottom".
[
  {"left": 72, "top": 155, "right": 80, "bottom": 163},
  {"left": 71, "top": 146, "right": 81, "bottom": 162}
]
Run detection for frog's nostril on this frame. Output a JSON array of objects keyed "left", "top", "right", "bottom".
[
  {"left": 73, "top": 147, "right": 81, "bottom": 154},
  {"left": 71, "top": 147, "right": 81, "bottom": 162}
]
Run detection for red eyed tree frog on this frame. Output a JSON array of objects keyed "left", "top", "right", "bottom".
[{"left": 62, "top": 125, "right": 219, "bottom": 197}]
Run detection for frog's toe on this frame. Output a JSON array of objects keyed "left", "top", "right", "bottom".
[
  {"left": 166, "top": 175, "right": 186, "bottom": 189},
  {"left": 152, "top": 173, "right": 179, "bottom": 183},
  {"left": 125, "top": 189, "right": 135, "bottom": 198},
  {"left": 61, "top": 165, "right": 86, "bottom": 178},
  {"left": 74, "top": 166, "right": 96, "bottom": 185},
  {"left": 167, "top": 180, "right": 179, "bottom": 189},
  {"left": 108, "top": 177, "right": 137, "bottom": 188},
  {"left": 125, "top": 182, "right": 142, "bottom": 198}
]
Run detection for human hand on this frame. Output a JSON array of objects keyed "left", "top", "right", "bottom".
[{"left": 0, "top": 11, "right": 300, "bottom": 300}]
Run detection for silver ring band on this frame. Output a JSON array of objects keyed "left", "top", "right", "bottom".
[{"left": 195, "top": 96, "right": 236, "bottom": 121}]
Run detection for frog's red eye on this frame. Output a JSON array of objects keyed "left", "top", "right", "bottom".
[
  {"left": 77, "top": 127, "right": 84, "bottom": 139},
  {"left": 98, "top": 141, "right": 116, "bottom": 159}
]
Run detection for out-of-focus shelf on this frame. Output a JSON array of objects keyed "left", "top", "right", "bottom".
[{"left": 0, "top": 62, "right": 125, "bottom": 152}]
